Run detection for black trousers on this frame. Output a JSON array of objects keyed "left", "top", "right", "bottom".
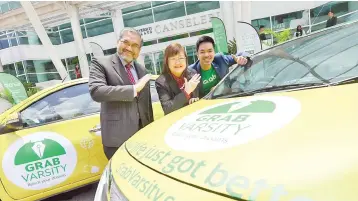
[{"left": 103, "top": 118, "right": 143, "bottom": 160}]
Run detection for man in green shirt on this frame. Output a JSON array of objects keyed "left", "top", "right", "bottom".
[
  {"left": 189, "top": 36, "right": 249, "bottom": 98},
  {"left": 201, "top": 65, "right": 220, "bottom": 96}
]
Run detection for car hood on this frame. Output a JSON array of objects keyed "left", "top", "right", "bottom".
[{"left": 114, "top": 84, "right": 358, "bottom": 201}]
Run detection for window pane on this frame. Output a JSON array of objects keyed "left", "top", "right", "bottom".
[
  {"left": 1, "top": 3, "right": 9, "bottom": 13},
  {"left": 45, "top": 73, "right": 61, "bottom": 80},
  {"left": 123, "top": 9, "right": 154, "bottom": 27},
  {"left": 16, "top": 62, "right": 25, "bottom": 75},
  {"left": 10, "top": 38, "right": 17, "bottom": 46},
  {"left": 272, "top": 10, "right": 308, "bottom": 31},
  {"left": 20, "top": 83, "right": 101, "bottom": 127},
  {"left": 0, "top": 39, "right": 9, "bottom": 49},
  {"left": 27, "top": 32, "right": 42, "bottom": 45},
  {"left": 143, "top": 54, "right": 155, "bottom": 74},
  {"left": 43, "top": 60, "right": 57, "bottom": 72},
  {"left": 19, "top": 37, "right": 29, "bottom": 45},
  {"left": 85, "top": 19, "right": 114, "bottom": 37},
  {"left": 6, "top": 33, "right": 18, "bottom": 47},
  {"left": 186, "top": 45, "right": 197, "bottom": 66},
  {"left": 186, "top": 1, "right": 220, "bottom": 15},
  {"left": 3, "top": 64, "right": 16, "bottom": 76},
  {"left": 153, "top": 2, "right": 185, "bottom": 22},
  {"left": 27, "top": 73, "right": 61, "bottom": 84},
  {"left": 311, "top": 1, "right": 349, "bottom": 25},
  {"left": 154, "top": 51, "right": 164, "bottom": 74},
  {"left": 48, "top": 32, "right": 61, "bottom": 45},
  {"left": 152, "top": 1, "right": 175, "bottom": 7},
  {"left": 60, "top": 29, "right": 74, "bottom": 43},
  {"left": 67, "top": 57, "right": 79, "bottom": 72},
  {"left": 9, "top": 1, "right": 21, "bottom": 10},
  {"left": 59, "top": 23, "right": 71, "bottom": 30},
  {"left": 81, "top": 25, "right": 87, "bottom": 39},
  {"left": 27, "top": 74, "right": 38, "bottom": 83},
  {"left": 69, "top": 70, "right": 76, "bottom": 80},
  {"left": 17, "top": 75, "right": 27, "bottom": 83},
  {"left": 122, "top": 2, "right": 152, "bottom": 14},
  {"left": 0, "top": 35, "right": 9, "bottom": 49},
  {"left": 24, "top": 60, "right": 35, "bottom": 73},
  {"left": 251, "top": 17, "right": 270, "bottom": 31}
]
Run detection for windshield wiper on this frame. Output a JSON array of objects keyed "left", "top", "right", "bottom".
[{"left": 214, "top": 83, "right": 325, "bottom": 99}]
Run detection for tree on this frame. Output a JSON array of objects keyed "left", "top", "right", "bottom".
[
  {"left": 263, "top": 28, "right": 292, "bottom": 46},
  {"left": 227, "top": 38, "right": 237, "bottom": 55}
]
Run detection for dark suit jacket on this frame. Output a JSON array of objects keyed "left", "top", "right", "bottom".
[
  {"left": 88, "top": 54, "right": 154, "bottom": 147},
  {"left": 326, "top": 16, "right": 337, "bottom": 28},
  {"left": 155, "top": 69, "right": 199, "bottom": 115}
]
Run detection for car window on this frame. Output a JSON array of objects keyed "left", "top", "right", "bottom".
[
  {"left": 210, "top": 22, "right": 358, "bottom": 98},
  {"left": 20, "top": 83, "right": 100, "bottom": 127},
  {"left": 150, "top": 80, "right": 159, "bottom": 102}
]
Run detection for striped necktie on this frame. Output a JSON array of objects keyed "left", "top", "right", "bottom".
[{"left": 125, "top": 63, "right": 136, "bottom": 84}]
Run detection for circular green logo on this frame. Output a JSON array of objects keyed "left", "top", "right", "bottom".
[{"left": 2, "top": 132, "right": 77, "bottom": 190}]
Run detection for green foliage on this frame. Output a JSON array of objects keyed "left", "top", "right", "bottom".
[
  {"left": 0, "top": 82, "right": 41, "bottom": 107},
  {"left": 0, "top": 88, "right": 16, "bottom": 105},
  {"left": 21, "top": 82, "right": 41, "bottom": 97},
  {"left": 228, "top": 38, "right": 237, "bottom": 55},
  {"left": 26, "top": 87, "right": 41, "bottom": 97},
  {"left": 263, "top": 29, "right": 292, "bottom": 45}
]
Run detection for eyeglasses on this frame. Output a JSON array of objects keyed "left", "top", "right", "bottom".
[
  {"left": 120, "top": 40, "right": 140, "bottom": 50},
  {"left": 168, "top": 57, "right": 186, "bottom": 62}
]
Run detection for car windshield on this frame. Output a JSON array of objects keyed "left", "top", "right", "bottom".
[{"left": 208, "top": 21, "right": 358, "bottom": 99}]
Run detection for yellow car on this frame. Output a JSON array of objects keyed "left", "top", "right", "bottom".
[
  {"left": 0, "top": 76, "right": 163, "bottom": 201},
  {"left": 95, "top": 21, "right": 358, "bottom": 201}
]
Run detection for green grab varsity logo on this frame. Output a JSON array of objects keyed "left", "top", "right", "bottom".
[
  {"left": 165, "top": 96, "right": 301, "bottom": 152},
  {"left": 2, "top": 132, "right": 77, "bottom": 190}
]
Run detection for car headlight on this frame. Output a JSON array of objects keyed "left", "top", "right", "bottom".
[{"left": 95, "top": 160, "right": 128, "bottom": 201}]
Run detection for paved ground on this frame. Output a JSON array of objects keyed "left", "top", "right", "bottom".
[{"left": 43, "top": 183, "right": 98, "bottom": 201}]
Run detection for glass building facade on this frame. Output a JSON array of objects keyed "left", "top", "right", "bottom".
[
  {"left": 1, "top": 1, "right": 358, "bottom": 85},
  {"left": 121, "top": 1, "right": 219, "bottom": 76},
  {"left": 252, "top": 1, "right": 358, "bottom": 45},
  {"left": 1, "top": 1, "right": 219, "bottom": 84}
]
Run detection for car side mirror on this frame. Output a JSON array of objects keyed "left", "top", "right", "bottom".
[{"left": 0, "top": 113, "right": 23, "bottom": 134}]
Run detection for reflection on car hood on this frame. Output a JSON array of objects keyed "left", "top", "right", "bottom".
[{"left": 113, "top": 83, "right": 358, "bottom": 201}]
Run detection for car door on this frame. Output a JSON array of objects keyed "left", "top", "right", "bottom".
[{"left": 0, "top": 83, "right": 105, "bottom": 200}]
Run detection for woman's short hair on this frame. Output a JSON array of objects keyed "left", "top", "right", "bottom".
[{"left": 162, "top": 43, "right": 188, "bottom": 77}]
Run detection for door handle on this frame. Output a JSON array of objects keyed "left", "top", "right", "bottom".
[{"left": 89, "top": 126, "right": 101, "bottom": 133}]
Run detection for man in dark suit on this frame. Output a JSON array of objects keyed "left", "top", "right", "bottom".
[
  {"left": 326, "top": 11, "right": 337, "bottom": 28},
  {"left": 88, "top": 27, "right": 154, "bottom": 160}
]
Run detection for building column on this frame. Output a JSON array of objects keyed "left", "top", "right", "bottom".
[
  {"left": 219, "top": 1, "right": 235, "bottom": 42},
  {"left": 233, "top": 1, "right": 252, "bottom": 51},
  {"left": 66, "top": 3, "right": 89, "bottom": 78},
  {"left": 27, "top": 34, "right": 47, "bottom": 82},
  {"left": 112, "top": 9, "right": 125, "bottom": 40},
  {"left": 241, "top": 1, "right": 252, "bottom": 24},
  {"left": 20, "top": 1, "right": 68, "bottom": 81}
]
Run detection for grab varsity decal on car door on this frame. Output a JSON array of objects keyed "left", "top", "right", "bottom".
[{"left": 2, "top": 131, "right": 77, "bottom": 190}]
